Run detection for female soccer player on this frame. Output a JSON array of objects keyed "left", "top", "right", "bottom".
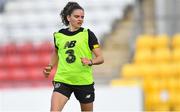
[{"left": 43, "top": 1, "right": 104, "bottom": 111}]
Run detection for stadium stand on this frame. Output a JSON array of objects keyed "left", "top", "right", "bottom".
[
  {"left": 111, "top": 34, "right": 180, "bottom": 111},
  {"left": 4, "top": 0, "right": 180, "bottom": 111}
]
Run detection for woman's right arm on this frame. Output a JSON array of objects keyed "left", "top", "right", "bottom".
[{"left": 43, "top": 48, "right": 58, "bottom": 78}]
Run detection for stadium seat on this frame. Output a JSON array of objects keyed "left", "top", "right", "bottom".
[
  {"left": 0, "top": 55, "right": 7, "bottom": 68},
  {"left": 143, "top": 79, "right": 161, "bottom": 93},
  {"left": 9, "top": 68, "right": 29, "bottom": 81},
  {"left": 128, "top": 64, "right": 163, "bottom": 79},
  {"left": 0, "top": 69, "right": 9, "bottom": 81},
  {"left": 169, "top": 91, "right": 180, "bottom": 110},
  {"left": 144, "top": 92, "right": 160, "bottom": 111},
  {"left": 144, "top": 89, "right": 170, "bottom": 111},
  {"left": 174, "top": 106, "right": 180, "bottom": 111},
  {"left": 38, "top": 53, "right": 51, "bottom": 67},
  {"left": 172, "top": 33, "right": 180, "bottom": 49},
  {"left": 0, "top": 45, "right": 5, "bottom": 56},
  {"left": 110, "top": 79, "right": 141, "bottom": 87},
  {"left": 135, "top": 34, "right": 154, "bottom": 51},
  {"left": 6, "top": 54, "right": 22, "bottom": 68},
  {"left": 21, "top": 54, "right": 39, "bottom": 68},
  {"left": 166, "top": 78, "right": 178, "bottom": 91},
  {"left": 153, "top": 48, "right": 172, "bottom": 64},
  {"left": 172, "top": 48, "right": 180, "bottom": 63},
  {"left": 121, "top": 64, "right": 141, "bottom": 79},
  {"left": 157, "top": 64, "right": 177, "bottom": 78},
  {"left": 34, "top": 41, "right": 53, "bottom": 55},
  {"left": 133, "top": 50, "right": 153, "bottom": 64},
  {"left": 144, "top": 93, "right": 153, "bottom": 111},
  {"left": 154, "top": 34, "right": 170, "bottom": 49},
  {"left": 154, "top": 104, "right": 170, "bottom": 111},
  {"left": 27, "top": 67, "right": 47, "bottom": 81},
  {"left": 175, "top": 63, "right": 180, "bottom": 78},
  {"left": 25, "top": 67, "right": 55, "bottom": 81},
  {"left": 16, "top": 42, "right": 34, "bottom": 55},
  {"left": 138, "top": 64, "right": 158, "bottom": 79},
  {"left": 0, "top": 43, "right": 17, "bottom": 55}
]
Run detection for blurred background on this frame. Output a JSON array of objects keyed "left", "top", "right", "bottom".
[{"left": 0, "top": 0, "right": 180, "bottom": 111}]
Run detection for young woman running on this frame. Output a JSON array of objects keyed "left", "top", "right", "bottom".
[{"left": 43, "top": 1, "right": 104, "bottom": 111}]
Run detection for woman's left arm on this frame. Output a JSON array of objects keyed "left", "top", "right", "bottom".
[
  {"left": 81, "top": 48, "right": 104, "bottom": 66},
  {"left": 91, "top": 47, "right": 104, "bottom": 65}
]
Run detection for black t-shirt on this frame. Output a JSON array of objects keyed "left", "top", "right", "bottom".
[{"left": 54, "top": 27, "right": 99, "bottom": 51}]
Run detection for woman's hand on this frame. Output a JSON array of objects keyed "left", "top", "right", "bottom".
[
  {"left": 43, "top": 64, "right": 53, "bottom": 78},
  {"left": 81, "top": 58, "right": 92, "bottom": 66},
  {"left": 43, "top": 48, "right": 58, "bottom": 78}
]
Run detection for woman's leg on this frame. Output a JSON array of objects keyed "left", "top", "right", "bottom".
[
  {"left": 73, "top": 83, "right": 95, "bottom": 111},
  {"left": 50, "top": 92, "right": 69, "bottom": 112},
  {"left": 80, "top": 102, "right": 93, "bottom": 111}
]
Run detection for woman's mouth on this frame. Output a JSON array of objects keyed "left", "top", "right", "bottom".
[{"left": 77, "top": 22, "right": 82, "bottom": 25}]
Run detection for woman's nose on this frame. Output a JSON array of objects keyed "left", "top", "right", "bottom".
[
  {"left": 79, "top": 17, "right": 84, "bottom": 21},
  {"left": 78, "top": 18, "right": 82, "bottom": 21}
]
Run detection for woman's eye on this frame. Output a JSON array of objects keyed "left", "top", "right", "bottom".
[{"left": 74, "top": 15, "right": 79, "bottom": 18}]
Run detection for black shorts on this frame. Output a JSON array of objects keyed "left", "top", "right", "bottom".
[{"left": 52, "top": 81, "right": 95, "bottom": 103}]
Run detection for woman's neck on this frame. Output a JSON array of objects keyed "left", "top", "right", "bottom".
[{"left": 68, "top": 26, "right": 80, "bottom": 32}]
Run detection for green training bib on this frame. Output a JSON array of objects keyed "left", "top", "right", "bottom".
[{"left": 53, "top": 29, "right": 93, "bottom": 85}]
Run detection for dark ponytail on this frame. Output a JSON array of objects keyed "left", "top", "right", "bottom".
[{"left": 60, "top": 2, "right": 84, "bottom": 26}]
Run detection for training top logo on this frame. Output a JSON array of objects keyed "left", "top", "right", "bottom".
[{"left": 55, "top": 83, "right": 61, "bottom": 88}]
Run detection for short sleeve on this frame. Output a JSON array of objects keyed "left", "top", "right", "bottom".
[
  {"left": 53, "top": 32, "right": 58, "bottom": 49},
  {"left": 88, "top": 29, "right": 100, "bottom": 50}
]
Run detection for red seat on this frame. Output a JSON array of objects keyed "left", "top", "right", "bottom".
[
  {"left": 34, "top": 41, "right": 53, "bottom": 55},
  {"left": 37, "top": 53, "right": 51, "bottom": 67},
  {"left": 9, "top": 68, "right": 28, "bottom": 81},
  {"left": 22, "top": 54, "right": 39, "bottom": 68},
  {"left": 0, "top": 69, "right": 9, "bottom": 81},
  {"left": 0, "top": 55, "right": 7, "bottom": 68},
  {"left": 28, "top": 67, "right": 46, "bottom": 81},
  {"left": 16, "top": 43, "right": 34, "bottom": 55},
  {"left": 2, "top": 43, "right": 17, "bottom": 55},
  {"left": 0, "top": 45, "right": 6, "bottom": 56},
  {"left": 6, "top": 55, "right": 22, "bottom": 68}
]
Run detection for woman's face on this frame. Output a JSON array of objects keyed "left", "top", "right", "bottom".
[{"left": 67, "top": 9, "right": 84, "bottom": 29}]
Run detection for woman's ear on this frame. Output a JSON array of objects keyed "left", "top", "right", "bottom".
[{"left": 67, "top": 15, "right": 70, "bottom": 22}]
